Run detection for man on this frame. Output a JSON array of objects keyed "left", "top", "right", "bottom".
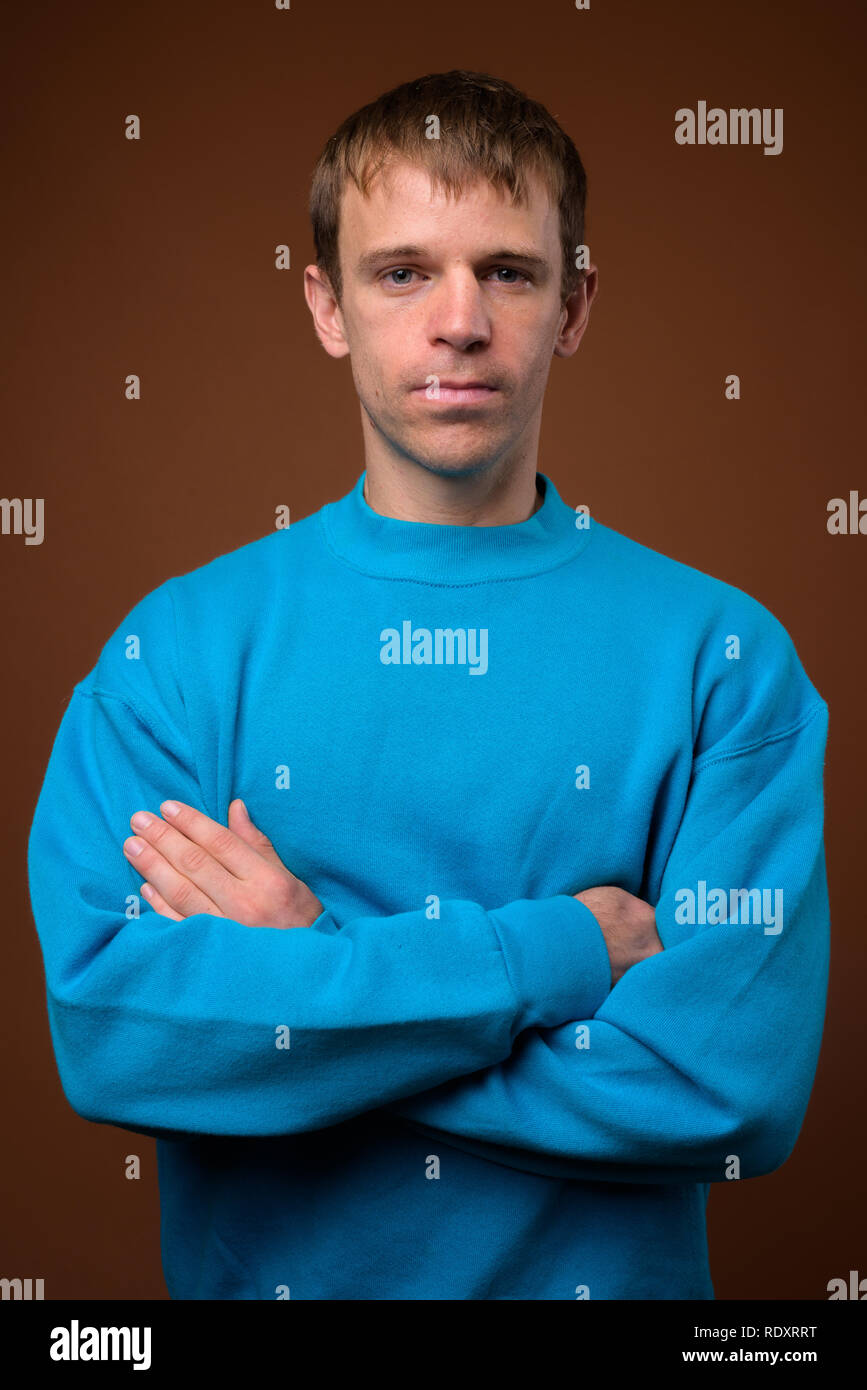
[{"left": 28, "top": 70, "right": 829, "bottom": 1300}]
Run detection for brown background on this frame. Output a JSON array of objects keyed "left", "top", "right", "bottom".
[{"left": 2, "top": 0, "right": 864, "bottom": 1299}]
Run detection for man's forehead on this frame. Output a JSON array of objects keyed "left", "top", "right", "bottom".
[{"left": 341, "top": 158, "right": 556, "bottom": 245}]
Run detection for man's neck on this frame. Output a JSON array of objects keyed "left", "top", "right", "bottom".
[{"left": 361, "top": 459, "right": 543, "bottom": 527}]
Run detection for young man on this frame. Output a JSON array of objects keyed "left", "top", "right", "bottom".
[{"left": 28, "top": 70, "right": 829, "bottom": 1300}]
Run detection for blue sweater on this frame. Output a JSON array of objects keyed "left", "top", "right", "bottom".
[{"left": 28, "top": 470, "right": 830, "bottom": 1300}]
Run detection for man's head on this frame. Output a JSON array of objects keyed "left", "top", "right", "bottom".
[{"left": 304, "top": 70, "right": 598, "bottom": 484}]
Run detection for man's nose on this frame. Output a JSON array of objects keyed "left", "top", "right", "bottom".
[{"left": 426, "top": 270, "right": 492, "bottom": 349}]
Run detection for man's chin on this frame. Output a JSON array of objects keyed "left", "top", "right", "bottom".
[
  {"left": 393, "top": 428, "right": 513, "bottom": 479},
  {"left": 397, "top": 452, "right": 505, "bottom": 481}
]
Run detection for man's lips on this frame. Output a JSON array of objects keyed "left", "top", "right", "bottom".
[{"left": 411, "top": 381, "right": 499, "bottom": 404}]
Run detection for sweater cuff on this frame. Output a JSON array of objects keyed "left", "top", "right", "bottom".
[{"left": 489, "top": 895, "right": 612, "bottom": 1031}]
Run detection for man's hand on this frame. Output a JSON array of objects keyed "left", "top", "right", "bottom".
[
  {"left": 574, "top": 886, "right": 663, "bottom": 986},
  {"left": 122, "top": 798, "right": 324, "bottom": 929}
]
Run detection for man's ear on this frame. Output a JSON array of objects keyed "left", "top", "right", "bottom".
[
  {"left": 554, "top": 266, "right": 598, "bottom": 360},
  {"left": 304, "top": 264, "right": 351, "bottom": 359}
]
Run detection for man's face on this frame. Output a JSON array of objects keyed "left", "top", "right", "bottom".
[{"left": 308, "top": 157, "right": 591, "bottom": 480}]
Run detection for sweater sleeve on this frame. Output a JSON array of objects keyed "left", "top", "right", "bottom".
[
  {"left": 386, "top": 688, "right": 830, "bottom": 1186},
  {"left": 27, "top": 678, "right": 611, "bottom": 1141}
]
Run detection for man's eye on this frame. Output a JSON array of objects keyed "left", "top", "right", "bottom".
[
  {"left": 490, "top": 267, "right": 531, "bottom": 285},
  {"left": 383, "top": 268, "right": 417, "bottom": 286}
]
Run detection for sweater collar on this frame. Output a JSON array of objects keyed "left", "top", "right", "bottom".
[{"left": 320, "top": 469, "right": 592, "bottom": 584}]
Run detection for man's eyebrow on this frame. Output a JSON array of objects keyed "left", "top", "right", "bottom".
[{"left": 355, "top": 245, "right": 551, "bottom": 275}]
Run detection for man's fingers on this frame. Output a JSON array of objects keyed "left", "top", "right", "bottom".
[
  {"left": 126, "top": 803, "right": 250, "bottom": 901},
  {"left": 159, "top": 800, "right": 269, "bottom": 877},
  {"left": 123, "top": 830, "right": 225, "bottom": 917}
]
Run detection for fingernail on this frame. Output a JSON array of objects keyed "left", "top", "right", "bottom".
[
  {"left": 125, "top": 837, "right": 145, "bottom": 857},
  {"left": 131, "top": 812, "right": 152, "bottom": 831},
  {"left": 161, "top": 801, "right": 180, "bottom": 817}
]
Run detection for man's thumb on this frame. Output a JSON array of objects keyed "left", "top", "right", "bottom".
[{"left": 228, "top": 798, "right": 283, "bottom": 863}]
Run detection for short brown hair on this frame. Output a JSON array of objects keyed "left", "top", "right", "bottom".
[{"left": 309, "top": 69, "right": 588, "bottom": 308}]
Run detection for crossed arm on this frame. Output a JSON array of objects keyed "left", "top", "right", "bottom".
[
  {"left": 118, "top": 796, "right": 666, "bottom": 1180},
  {"left": 29, "top": 670, "right": 829, "bottom": 1185},
  {"left": 118, "top": 695, "right": 828, "bottom": 1187}
]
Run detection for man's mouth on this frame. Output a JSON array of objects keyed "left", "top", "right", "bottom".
[{"left": 412, "top": 382, "right": 499, "bottom": 404}]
